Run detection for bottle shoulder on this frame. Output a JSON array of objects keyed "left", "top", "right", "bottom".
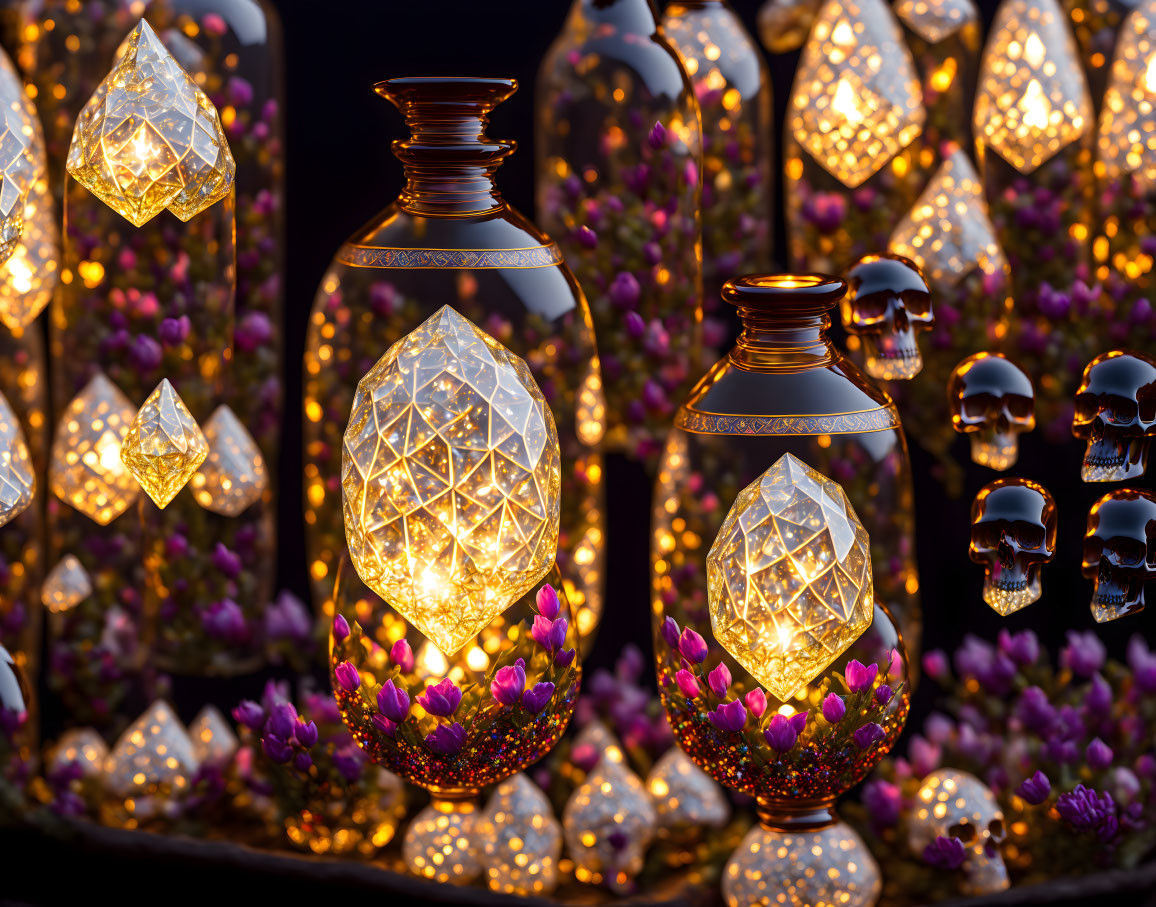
[{"left": 346, "top": 203, "right": 555, "bottom": 254}]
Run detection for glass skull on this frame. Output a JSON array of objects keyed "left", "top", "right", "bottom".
[
  {"left": 969, "top": 478, "right": 1056, "bottom": 616},
  {"left": 1082, "top": 488, "right": 1156, "bottom": 621},
  {"left": 842, "top": 253, "right": 935, "bottom": 381},
  {"left": 909, "top": 769, "right": 1009, "bottom": 896},
  {"left": 948, "top": 352, "right": 1035, "bottom": 469},
  {"left": 1072, "top": 350, "right": 1156, "bottom": 483}
]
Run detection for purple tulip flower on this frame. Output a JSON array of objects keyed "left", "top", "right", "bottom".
[
  {"left": 267, "top": 702, "right": 297, "bottom": 740},
  {"left": 390, "top": 638, "right": 415, "bottom": 673},
  {"left": 998, "top": 628, "right": 1040, "bottom": 667},
  {"left": 418, "top": 678, "right": 462, "bottom": 717},
  {"left": 536, "top": 584, "right": 561, "bottom": 620},
  {"left": 745, "top": 688, "right": 767, "bottom": 718},
  {"left": 863, "top": 778, "right": 901, "bottom": 828},
  {"left": 764, "top": 714, "right": 798, "bottom": 753},
  {"left": 845, "top": 660, "right": 878, "bottom": 693},
  {"left": 660, "top": 617, "right": 680, "bottom": 649},
  {"left": 294, "top": 720, "right": 319, "bottom": 749},
  {"left": 707, "top": 699, "right": 747, "bottom": 733},
  {"left": 1056, "top": 785, "right": 1118, "bottom": 840},
  {"left": 1015, "top": 771, "right": 1052, "bottom": 805},
  {"left": 1062, "top": 631, "right": 1106, "bottom": 678},
  {"left": 522, "top": 682, "right": 555, "bottom": 716},
  {"left": 261, "top": 734, "right": 293, "bottom": 764},
  {"left": 491, "top": 659, "right": 527, "bottom": 707},
  {"left": 1087, "top": 738, "right": 1114, "bottom": 770},
  {"left": 678, "top": 628, "right": 708, "bottom": 665},
  {"left": 822, "top": 692, "right": 846, "bottom": 723},
  {"left": 609, "top": 272, "right": 641, "bottom": 309},
  {"left": 707, "top": 662, "right": 731, "bottom": 697},
  {"left": 377, "top": 679, "right": 411, "bottom": 723},
  {"left": 923, "top": 835, "right": 967, "bottom": 870},
  {"left": 332, "top": 614, "right": 349, "bottom": 643},
  {"left": 425, "top": 722, "right": 467, "bottom": 756},
  {"left": 875, "top": 684, "right": 893, "bottom": 705},
  {"left": 232, "top": 700, "right": 264, "bottom": 731},
  {"left": 555, "top": 647, "right": 576, "bottom": 668},
  {"left": 923, "top": 649, "right": 950, "bottom": 683},
  {"left": 334, "top": 661, "right": 360, "bottom": 693},
  {"left": 675, "top": 668, "right": 700, "bottom": 699},
  {"left": 854, "top": 722, "right": 886, "bottom": 749},
  {"left": 293, "top": 750, "right": 313, "bottom": 773}
]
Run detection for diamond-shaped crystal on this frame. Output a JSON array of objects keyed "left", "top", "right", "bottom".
[
  {"left": 895, "top": 0, "right": 978, "bottom": 44},
  {"left": 342, "top": 306, "right": 561, "bottom": 656},
  {"left": 1098, "top": 0, "right": 1156, "bottom": 191},
  {"left": 0, "top": 388, "right": 33, "bottom": 530},
  {"left": 889, "top": 150, "right": 1008, "bottom": 287},
  {"left": 120, "top": 378, "right": 208, "bottom": 508},
  {"left": 49, "top": 727, "right": 109, "bottom": 777},
  {"left": 50, "top": 372, "right": 141, "bottom": 526},
  {"left": 974, "top": 0, "right": 1092, "bottom": 174},
  {"left": 42, "top": 554, "right": 93, "bottom": 613},
  {"left": 791, "top": 0, "right": 925, "bottom": 187},
  {"left": 0, "top": 46, "right": 41, "bottom": 269},
  {"left": 105, "top": 699, "right": 199, "bottom": 798},
  {"left": 188, "top": 705, "right": 239, "bottom": 765},
  {"left": 190, "top": 405, "right": 268, "bottom": 516},
  {"left": 66, "top": 19, "right": 235, "bottom": 227},
  {"left": 707, "top": 454, "right": 874, "bottom": 702}
]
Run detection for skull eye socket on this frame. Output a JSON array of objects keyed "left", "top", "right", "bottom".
[
  {"left": 972, "top": 522, "right": 1005, "bottom": 551},
  {"left": 1075, "top": 392, "right": 1099, "bottom": 423},
  {"left": 1014, "top": 523, "right": 1045, "bottom": 550},
  {"left": 1111, "top": 537, "right": 1146, "bottom": 566},
  {"left": 948, "top": 822, "right": 977, "bottom": 843},
  {"left": 1106, "top": 395, "right": 1139, "bottom": 425},
  {"left": 1005, "top": 394, "right": 1033, "bottom": 421},
  {"left": 988, "top": 818, "right": 1006, "bottom": 841},
  {"left": 851, "top": 294, "right": 891, "bottom": 324},
  {"left": 962, "top": 393, "right": 996, "bottom": 421},
  {"left": 902, "top": 290, "right": 932, "bottom": 319}
]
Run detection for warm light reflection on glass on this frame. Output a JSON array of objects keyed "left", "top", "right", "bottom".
[
  {"left": 1098, "top": 0, "right": 1156, "bottom": 189},
  {"left": 0, "top": 387, "right": 34, "bottom": 530},
  {"left": 189, "top": 404, "right": 267, "bottom": 516},
  {"left": 41, "top": 553, "right": 92, "bottom": 613}
]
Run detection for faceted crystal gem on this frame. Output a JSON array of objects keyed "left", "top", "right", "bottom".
[
  {"left": 104, "top": 700, "right": 199, "bottom": 798},
  {"left": 706, "top": 453, "right": 873, "bottom": 702},
  {"left": 645, "top": 748, "right": 731, "bottom": 829},
  {"left": 190, "top": 405, "right": 268, "bottom": 516},
  {"left": 479, "top": 774, "right": 563, "bottom": 896},
  {"left": 66, "top": 19, "right": 235, "bottom": 227},
  {"left": 0, "top": 45, "right": 50, "bottom": 282},
  {"left": 120, "top": 379, "right": 209, "bottom": 508},
  {"left": 1097, "top": 0, "right": 1156, "bottom": 191},
  {"left": 890, "top": 149, "right": 1008, "bottom": 287},
  {"left": 0, "top": 388, "right": 33, "bottom": 529},
  {"left": 342, "top": 306, "right": 561, "bottom": 656},
  {"left": 973, "top": 0, "right": 1092, "bottom": 174},
  {"left": 188, "top": 705, "right": 239, "bottom": 765},
  {"left": 41, "top": 554, "right": 93, "bottom": 614},
  {"left": 791, "top": 0, "right": 925, "bottom": 187},
  {"left": 895, "top": 0, "right": 978, "bottom": 45},
  {"left": 49, "top": 372, "right": 140, "bottom": 526},
  {"left": 49, "top": 727, "right": 109, "bottom": 777},
  {"left": 403, "top": 801, "right": 482, "bottom": 884}
]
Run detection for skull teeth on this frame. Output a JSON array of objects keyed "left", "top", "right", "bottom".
[
  {"left": 875, "top": 348, "right": 921, "bottom": 360},
  {"left": 993, "top": 578, "right": 1027, "bottom": 592},
  {"left": 1093, "top": 590, "right": 1127, "bottom": 605}
]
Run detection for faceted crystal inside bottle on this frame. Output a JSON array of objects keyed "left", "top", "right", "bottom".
[
  {"left": 66, "top": 19, "right": 235, "bottom": 226},
  {"left": 1097, "top": 0, "right": 1156, "bottom": 191},
  {"left": 120, "top": 378, "right": 209, "bottom": 508},
  {"left": 895, "top": 0, "right": 978, "bottom": 44},
  {"left": 105, "top": 699, "right": 198, "bottom": 798},
  {"left": 188, "top": 705, "right": 239, "bottom": 765},
  {"left": 41, "top": 554, "right": 93, "bottom": 613},
  {"left": 190, "top": 404, "right": 268, "bottom": 516},
  {"left": 342, "top": 306, "right": 561, "bottom": 656},
  {"left": 0, "top": 45, "right": 43, "bottom": 269},
  {"left": 706, "top": 453, "right": 873, "bottom": 702},
  {"left": 0, "top": 388, "right": 34, "bottom": 530}
]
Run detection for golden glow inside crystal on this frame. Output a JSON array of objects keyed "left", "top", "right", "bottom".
[
  {"left": 707, "top": 453, "right": 873, "bottom": 702},
  {"left": 479, "top": 774, "right": 563, "bottom": 896},
  {"left": 342, "top": 306, "right": 561, "bottom": 656},
  {"left": 41, "top": 554, "right": 93, "bottom": 614},
  {"left": 1097, "top": 0, "right": 1156, "bottom": 190},
  {"left": 120, "top": 378, "right": 209, "bottom": 508},
  {"left": 0, "top": 46, "right": 37, "bottom": 266},
  {"left": 104, "top": 700, "right": 198, "bottom": 798},
  {"left": 0, "top": 388, "right": 34, "bottom": 530},
  {"left": 790, "top": 0, "right": 925, "bottom": 187},
  {"left": 403, "top": 801, "right": 482, "bottom": 884},
  {"left": 49, "top": 372, "right": 140, "bottom": 526},
  {"left": 65, "top": 19, "right": 235, "bottom": 227},
  {"left": 723, "top": 821, "right": 882, "bottom": 907},
  {"left": 973, "top": 0, "right": 1092, "bottom": 174},
  {"left": 895, "top": 0, "right": 978, "bottom": 44},
  {"left": 645, "top": 748, "right": 731, "bottom": 829},
  {"left": 190, "top": 404, "right": 268, "bottom": 516},
  {"left": 889, "top": 149, "right": 1008, "bottom": 286},
  {"left": 188, "top": 705, "right": 239, "bottom": 765},
  {"left": 49, "top": 727, "right": 109, "bottom": 777}
]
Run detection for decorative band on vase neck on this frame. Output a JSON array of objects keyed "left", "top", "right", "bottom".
[
  {"left": 336, "top": 242, "right": 564, "bottom": 270},
  {"left": 675, "top": 404, "right": 901, "bottom": 436}
]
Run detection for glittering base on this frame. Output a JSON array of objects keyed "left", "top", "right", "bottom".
[
  {"left": 722, "top": 820, "right": 881, "bottom": 907},
  {"left": 983, "top": 573, "right": 1041, "bottom": 616},
  {"left": 863, "top": 347, "right": 923, "bottom": 381},
  {"left": 970, "top": 433, "right": 1018, "bottom": 470},
  {"left": 402, "top": 798, "right": 482, "bottom": 884}
]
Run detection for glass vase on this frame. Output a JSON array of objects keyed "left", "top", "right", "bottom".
[
  {"left": 784, "top": 0, "right": 928, "bottom": 274},
  {"left": 305, "top": 77, "right": 606, "bottom": 651},
  {"left": 536, "top": 0, "right": 703, "bottom": 463},
  {"left": 662, "top": 0, "right": 773, "bottom": 307},
  {"left": 652, "top": 275, "right": 921, "bottom": 671}
]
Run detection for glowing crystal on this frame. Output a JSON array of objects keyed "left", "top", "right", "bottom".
[
  {"left": 104, "top": 700, "right": 198, "bottom": 798},
  {"left": 120, "top": 379, "right": 208, "bottom": 508},
  {"left": 973, "top": 0, "right": 1092, "bottom": 174},
  {"left": 790, "top": 0, "right": 925, "bottom": 187},
  {"left": 706, "top": 453, "right": 873, "bottom": 702},
  {"left": 403, "top": 800, "right": 482, "bottom": 884},
  {"left": 190, "top": 405, "right": 268, "bottom": 516},
  {"left": 645, "top": 748, "right": 730, "bottom": 829},
  {"left": 479, "top": 774, "right": 563, "bottom": 896},
  {"left": 188, "top": 705, "right": 239, "bottom": 765},
  {"left": 66, "top": 19, "right": 235, "bottom": 227},
  {"left": 41, "top": 554, "right": 93, "bottom": 614},
  {"left": 0, "top": 46, "right": 37, "bottom": 265},
  {"left": 895, "top": 0, "right": 978, "bottom": 44},
  {"left": 49, "top": 372, "right": 140, "bottom": 526},
  {"left": 342, "top": 306, "right": 561, "bottom": 656},
  {"left": 49, "top": 727, "right": 109, "bottom": 777},
  {"left": 889, "top": 149, "right": 1008, "bottom": 287},
  {"left": 0, "top": 388, "right": 34, "bottom": 530},
  {"left": 1097, "top": 0, "right": 1156, "bottom": 191}
]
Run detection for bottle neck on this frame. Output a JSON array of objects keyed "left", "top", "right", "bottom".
[{"left": 731, "top": 309, "right": 837, "bottom": 372}]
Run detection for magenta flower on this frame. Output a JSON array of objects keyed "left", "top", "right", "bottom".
[
  {"left": 1015, "top": 770, "right": 1052, "bottom": 805},
  {"left": 648, "top": 120, "right": 668, "bottom": 149},
  {"left": 1015, "top": 686, "right": 1056, "bottom": 734},
  {"left": 293, "top": 750, "right": 313, "bottom": 773},
  {"left": 1085, "top": 672, "right": 1112, "bottom": 714},
  {"left": 333, "top": 746, "right": 365, "bottom": 782},
  {"left": 609, "top": 272, "right": 641, "bottom": 309},
  {"left": 332, "top": 614, "right": 349, "bottom": 643},
  {"left": 294, "top": 719, "right": 319, "bottom": 749},
  {"left": 211, "top": 543, "right": 242, "bottom": 578},
  {"left": 863, "top": 778, "right": 901, "bottom": 829},
  {"left": 556, "top": 647, "right": 576, "bottom": 668},
  {"left": 390, "top": 638, "right": 415, "bottom": 673},
  {"left": 1087, "top": 738, "right": 1114, "bottom": 770},
  {"left": 522, "top": 682, "right": 555, "bottom": 716},
  {"left": 822, "top": 692, "right": 846, "bottom": 723},
  {"left": 377, "top": 679, "right": 410, "bottom": 723},
  {"left": 875, "top": 684, "right": 893, "bottom": 705},
  {"left": 678, "top": 628, "right": 708, "bottom": 664},
  {"left": 576, "top": 225, "right": 598, "bottom": 249},
  {"left": 675, "top": 669, "right": 701, "bottom": 699},
  {"left": 745, "top": 688, "right": 767, "bottom": 718},
  {"left": 266, "top": 702, "right": 297, "bottom": 740},
  {"left": 909, "top": 735, "right": 941, "bottom": 777},
  {"left": 854, "top": 723, "right": 886, "bottom": 749},
  {"left": 764, "top": 714, "right": 799, "bottom": 753},
  {"left": 531, "top": 615, "right": 567, "bottom": 654},
  {"left": 998, "top": 628, "right": 1040, "bottom": 666},
  {"left": 708, "top": 699, "right": 747, "bottom": 733},
  {"left": 536, "top": 584, "right": 561, "bottom": 620},
  {"left": 923, "top": 835, "right": 967, "bottom": 870},
  {"left": 491, "top": 659, "right": 527, "bottom": 707},
  {"left": 707, "top": 662, "right": 731, "bottom": 697},
  {"left": 1062, "top": 631, "right": 1106, "bottom": 678},
  {"left": 232, "top": 700, "right": 264, "bottom": 731},
  {"left": 660, "top": 617, "right": 680, "bottom": 649},
  {"left": 1127, "top": 635, "right": 1156, "bottom": 693},
  {"left": 418, "top": 678, "right": 462, "bottom": 717},
  {"left": 845, "top": 660, "right": 878, "bottom": 693},
  {"left": 334, "top": 661, "right": 360, "bottom": 693},
  {"left": 372, "top": 714, "right": 396, "bottom": 738},
  {"left": 425, "top": 722, "right": 467, "bottom": 756},
  {"left": 923, "top": 649, "right": 950, "bottom": 683}
]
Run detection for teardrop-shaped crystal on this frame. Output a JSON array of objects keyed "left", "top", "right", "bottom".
[
  {"left": 890, "top": 149, "right": 1009, "bottom": 286},
  {"left": 895, "top": 0, "right": 978, "bottom": 44},
  {"left": 104, "top": 700, "right": 199, "bottom": 798},
  {"left": 49, "top": 372, "right": 140, "bottom": 526},
  {"left": 190, "top": 405, "right": 268, "bottom": 516},
  {"left": 974, "top": 0, "right": 1093, "bottom": 174},
  {"left": 645, "top": 748, "right": 731, "bottom": 828},
  {"left": 49, "top": 727, "right": 109, "bottom": 777},
  {"left": 41, "top": 554, "right": 93, "bottom": 613},
  {"left": 1097, "top": 0, "right": 1156, "bottom": 190},
  {"left": 790, "top": 0, "right": 926, "bottom": 187},
  {"left": 120, "top": 378, "right": 209, "bottom": 509},
  {"left": 187, "top": 704, "right": 239, "bottom": 765},
  {"left": 0, "top": 388, "right": 34, "bottom": 530},
  {"left": 479, "top": 774, "right": 563, "bottom": 896}
]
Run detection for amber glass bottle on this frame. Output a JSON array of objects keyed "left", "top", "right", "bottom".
[
  {"left": 652, "top": 275, "right": 921, "bottom": 664},
  {"left": 536, "top": 0, "right": 703, "bottom": 462},
  {"left": 305, "top": 78, "right": 606, "bottom": 649}
]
